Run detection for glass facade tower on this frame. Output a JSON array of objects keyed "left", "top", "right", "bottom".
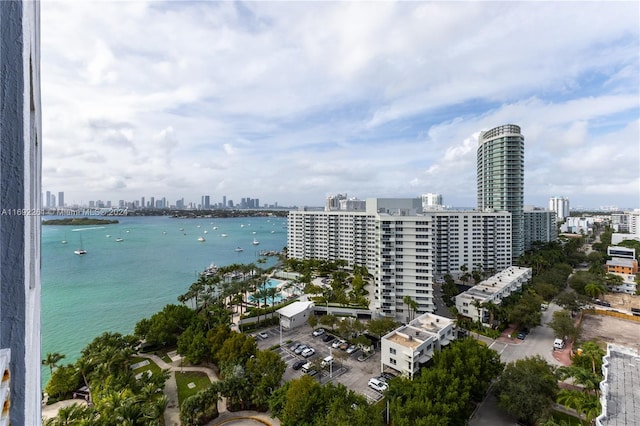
[{"left": 477, "top": 124, "right": 524, "bottom": 261}]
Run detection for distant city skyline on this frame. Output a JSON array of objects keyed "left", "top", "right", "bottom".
[{"left": 41, "top": 2, "right": 639, "bottom": 208}]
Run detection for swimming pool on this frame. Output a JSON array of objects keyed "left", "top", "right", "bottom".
[{"left": 250, "top": 278, "right": 288, "bottom": 305}]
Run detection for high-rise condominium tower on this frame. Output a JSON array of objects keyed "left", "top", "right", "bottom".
[
  {"left": 477, "top": 124, "right": 524, "bottom": 260},
  {"left": 549, "top": 196, "right": 570, "bottom": 220}
]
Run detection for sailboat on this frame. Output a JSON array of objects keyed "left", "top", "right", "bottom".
[
  {"left": 74, "top": 234, "right": 87, "bottom": 255},
  {"left": 115, "top": 231, "right": 124, "bottom": 242},
  {"left": 252, "top": 238, "right": 260, "bottom": 245},
  {"left": 61, "top": 232, "right": 68, "bottom": 244}
]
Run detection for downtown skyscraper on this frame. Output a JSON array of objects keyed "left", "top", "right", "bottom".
[{"left": 477, "top": 124, "right": 525, "bottom": 261}]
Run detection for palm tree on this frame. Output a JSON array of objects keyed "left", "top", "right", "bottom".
[
  {"left": 584, "top": 282, "right": 606, "bottom": 299},
  {"left": 75, "top": 357, "right": 94, "bottom": 403},
  {"left": 403, "top": 295, "right": 418, "bottom": 322},
  {"left": 471, "top": 299, "right": 483, "bottom": 327},
  {"left": 42, "top": 352, "right": 66, "bottom": 376},
  {"left": 250, "top": 288, "right": 269, "bottom": 326},
  {"left": 266, "top": 286, "right": 281, "bottom": 307}
]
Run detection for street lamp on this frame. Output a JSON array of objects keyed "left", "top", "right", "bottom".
[{"left": 329, "top": 347, "right": 333, "bottom": 379}]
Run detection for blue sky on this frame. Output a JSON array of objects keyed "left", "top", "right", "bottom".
[{"left": 41, "top": 1, "right": 639, "bottom": 209}]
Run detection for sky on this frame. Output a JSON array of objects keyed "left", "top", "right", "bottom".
[{"left": 41, "top": 1, "right": 640, "bottom": 209}]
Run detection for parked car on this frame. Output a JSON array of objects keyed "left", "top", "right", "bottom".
[
  {"left": 332, "top": 339, "right": 345, "bottom": 349},
  {"left": 381, "top": 372, "right": 397, "bottom": 381},
  {"left": 339, "top": 341, "right": 350, "bottom": 350},
  {"left": 323, "top": 334, "right": 335, "bottom": 343},
  {"left": 290, "top": 342, "right": 301, "bottom": 352},
  {"left": 346, "top": 344, "right": 357, "bottom": 354},
  {"left": 553, "top": 338, "right": 565, "bottom": 350},
  {"left": 292, "top": 360, "right": 306, "bottom": 370},
  {"left": 258, "top": 331, "right": 269, "bottom": 339},
  {"left": 517, "top": 332, "right": 526, "bottom": 340},
  {"left": 368, "top": 378, "right": 388, "bottom": 392},
  {"left": 302, "top": 347, "right": 316, "bottom": 357},
  {"left": 306, "top": 369, "right": 318, "bottom": 377},
  {"left": 294, "top": 344, "right": 308, "bottom": 355},
  {"left": 312, "top": 328, "right": 325, "bottom": 337},
  {"left": 301, "top": 362, "right": 312, "bottom": 373},
  {"left": 321, "top": 355, "right": 333, "bottom": 368}
]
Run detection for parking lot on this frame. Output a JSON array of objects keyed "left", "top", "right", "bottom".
[{"left": 254, "top": 324, "right": 386, "bottom": 402}]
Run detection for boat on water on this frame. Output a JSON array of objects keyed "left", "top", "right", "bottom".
[
  {"left": 252, "top": 239, "right": 260, "bottom": 245},
  {"left": 74, "top": 235, "right": 87, "bottom": 255},
  {"left": 197, "top": 236, "right": 206, "bottom": 242},
  {"left": 61, "top": 232, "right": 68, "bottom": 244},
  {"left": 221, "top": 234, "right": 228, "bottom": 237},
  {"left": 106, "top": 234, "right": 111, "bottom": 238},
  {"left": 240, "top": 224, "right": 244, "bottom": 228},
  {"left": 235, "top": 247, "right": 243, "bottom": 252},
  {"left": 115, "top": 237, "right": 124, "bottom": 242},
  {"left": 202, "top": 263, "right": 218, "bottom": 277},
  {"left": 203, "top": 230, "right": 208, "bottom": 234},
  {"left": 213, "top": 226, "right": 218, "bottom": 230},
  {"left": 179, "top": 228, "right": 184, "bottom": 231},
  {"left": 271, "top": 230, "right": 275, "bottom": 234}
]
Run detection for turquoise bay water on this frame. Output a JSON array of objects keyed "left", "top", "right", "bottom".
[{"left": 42, "top": 215, "right": 288, "bottom": 386}]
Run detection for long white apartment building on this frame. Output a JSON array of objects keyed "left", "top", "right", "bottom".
[
  {"left": 380, "top": 312, "right": 455, "bottom": 379},
  {"left": 288, "top": 198, "right": 513, "bottom": 320},
  {"left": 455, "top": 266, "right": 532, "bottom": 325}
]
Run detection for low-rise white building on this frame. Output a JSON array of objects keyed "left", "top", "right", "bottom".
[
  {"left": 606, "top": 273, "right": 638, "bottom": 295},
  {"left": 455, "top": 266, "right": 532, "bottom": 325},
  {"left": 277, "top": 301, "right": 314, "bottom": 329},
  {"left": 380, "top": 313, "right": 455, "bottom": 379}
]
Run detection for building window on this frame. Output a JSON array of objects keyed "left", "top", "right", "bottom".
[
  {"left": 390, "top": 348, "right": 396, "bottom": 355},
  {"left": 390, "top": 358, "right": 396, "bottom": 365}
]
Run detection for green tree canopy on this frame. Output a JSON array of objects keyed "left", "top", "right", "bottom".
[
  {"left": 494, "top": 356, "right": 559, "bottom": 425},
  {"left": 548, "top": 310, "right": 579, "bottom": 342}
]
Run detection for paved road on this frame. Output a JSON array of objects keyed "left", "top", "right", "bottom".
[{"left": 470, "top": 302, "right": 565, "bottom": 426}]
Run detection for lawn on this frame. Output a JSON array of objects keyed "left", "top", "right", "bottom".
[
  {"left": 175, "top": 371, "right": 212, "bottom": 406},
  {"left": 130, "top": 356, "right": 162, "bottom": 377}
]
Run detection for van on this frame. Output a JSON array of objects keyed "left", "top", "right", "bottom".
[
  {"left": 553, "top": 338, "right": 565, "bottom": 350},
  {"left": 321, "top": 356, "right": 333, "bottom": 368}
]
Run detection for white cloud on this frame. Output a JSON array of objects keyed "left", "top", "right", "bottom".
[{"left": 40, "top": 1, "right": 640, "bottom": 208}]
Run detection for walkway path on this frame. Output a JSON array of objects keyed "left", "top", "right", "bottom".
[{"left": 136, "top": 352, "right": 281, "bottom": 426}]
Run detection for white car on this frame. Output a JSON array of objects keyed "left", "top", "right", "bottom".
[
  {"left": 312, "top": 328, "right": 325, "bottom": 337},
  {"left": 332, "top": 339, "right": 345, "bottom": 349},
  {"left": 302, "top": 347, "right": 315, "bottom": 357},
  {"left": 368, "top": 378, "right": 388, "bottom": 392},
  {"left": 258, "top": 331, "right": 269, "bottom": 339},
  {"left": 321, "top": 355, "right": 333, "bottom": 368}
]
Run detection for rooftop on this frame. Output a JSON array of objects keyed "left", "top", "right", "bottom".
[
  {"left": 597, "top": 345, "right": 640, "bottom": 426},
  {"left": 276, "top": 301, "right": 313, "bottom": 318},
  {"left": 383, "top": 313, "right": 453, "bottom": 350},
  {"left": 607, "top": 258, "right": 637, "bottom": 268},
  {"left": 460, "top": 266, "right": 531, "bottom": 301}
]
